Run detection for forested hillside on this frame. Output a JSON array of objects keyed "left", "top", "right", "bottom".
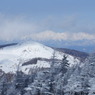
[{"left": 0, "top": 53, "right": 95, "bottom": 95}]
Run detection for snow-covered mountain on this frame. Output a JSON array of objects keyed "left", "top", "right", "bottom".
[
  {"left": 0, "top": 41, "right": 79, "bottom": 74},
  {"left": 1, "top": 41, "right": 95, "bottom": 95}
]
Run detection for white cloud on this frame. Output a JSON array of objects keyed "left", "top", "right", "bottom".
[
  {"left": 0, "top": 14, "right": 95, "bottom": 44},
  {"left": 24, "top": 30, "right": 95, "bottom": 41},
  {"left": 0, "top": 15, "right": 40, "bottom": 41}
]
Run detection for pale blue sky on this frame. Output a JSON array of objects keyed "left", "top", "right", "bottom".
[
  {"left": 0, "top": 0, "right": 95, "bottom": 16},
  {"left": 0, "top": 0, "right": 95, "bottom": 52}
]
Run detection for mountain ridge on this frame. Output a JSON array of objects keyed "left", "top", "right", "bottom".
[{"left": 0, "top": 41, "right": 79, "bottom": 74}]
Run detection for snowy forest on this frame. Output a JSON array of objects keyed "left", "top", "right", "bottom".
[
  {"left": 0, "top": 53, "right": 95, "bottom": 95},
  {"left": 0, "top": 0, "right": 95, "bottom": 95}
]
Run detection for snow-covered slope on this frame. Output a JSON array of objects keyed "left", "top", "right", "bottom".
[
  {"left": 63, "top": 54, "right": 95, "bottom": 95},
  {"left": 0, "top": 41, "right": 79, "bottom": 74}
]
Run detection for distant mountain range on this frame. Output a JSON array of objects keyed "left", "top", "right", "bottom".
[
  {"left": 54, "top": 48, "right": 89, "bottom": 62},
  {"left": 0, "top": 43, "right": 17, "bottom": 48}
]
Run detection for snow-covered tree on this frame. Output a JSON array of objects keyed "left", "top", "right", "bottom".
[{"left": 60, "top": 55, "right": 69, "bottom": 76}]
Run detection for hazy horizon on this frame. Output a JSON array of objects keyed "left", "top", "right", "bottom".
[{"left": 0, "top": 0, "right": 95, "bottom": 52}]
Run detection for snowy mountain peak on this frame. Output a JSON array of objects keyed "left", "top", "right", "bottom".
[{"left": 0, "top": 41, "right": 79, "bottom": 74}]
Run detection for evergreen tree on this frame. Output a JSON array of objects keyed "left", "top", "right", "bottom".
[
  {"left": 60, "top": 55, "right": 69, "bottom": 76},
  {"left": 49, "top": 51, "right": 57, "bottom": 94}
]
